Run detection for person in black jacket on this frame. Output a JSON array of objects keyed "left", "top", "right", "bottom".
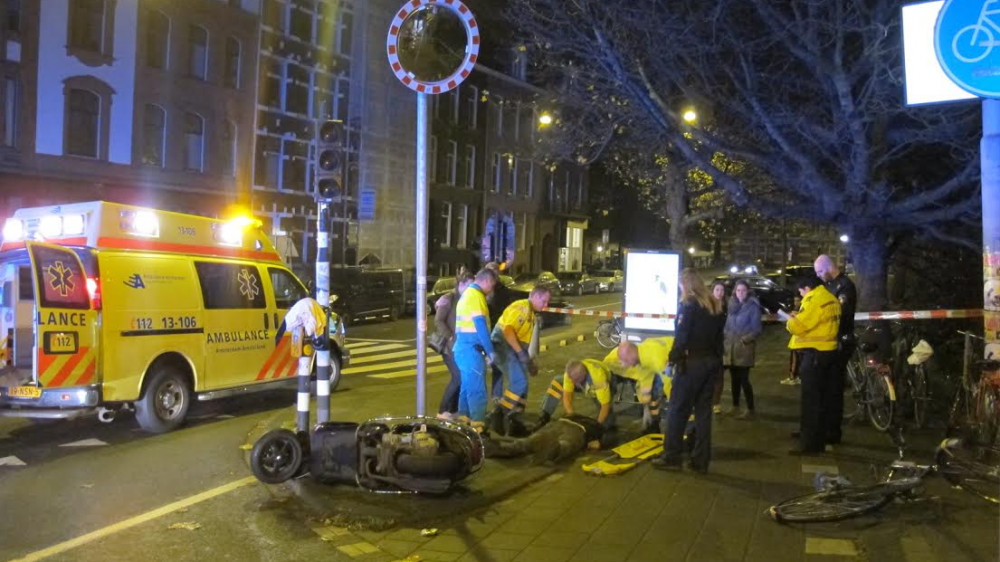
[
  {"left": 814, "top": 254, "right": 857, "bottom": 445},
  {"left": 653, "top": 268, "right": 725, "bottom": 474}
]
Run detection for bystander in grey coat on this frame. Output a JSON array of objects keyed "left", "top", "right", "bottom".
[{"left": 722, "top": 282, "right": 763, "bottom": 418}]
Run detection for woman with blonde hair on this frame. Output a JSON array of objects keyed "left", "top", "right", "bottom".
[{"left": 652, "top": 268, "right": 725, "bottom": 474}]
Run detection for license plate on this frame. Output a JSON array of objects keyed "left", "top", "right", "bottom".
[{"left": 8, "top": 386, "right": 42, "bottom": 399}]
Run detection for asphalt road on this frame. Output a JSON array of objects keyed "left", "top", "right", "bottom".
[{"left": 0, "top": 293, "right": 622, "bottom": 562}]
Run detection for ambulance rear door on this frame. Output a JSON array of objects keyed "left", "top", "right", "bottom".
[{"left": 26, "top": 242, "right": 98, "bottom": 391}]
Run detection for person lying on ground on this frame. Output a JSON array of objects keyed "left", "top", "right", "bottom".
[{"left": 483, "top": 414, "right": 604, "bottom": 464}]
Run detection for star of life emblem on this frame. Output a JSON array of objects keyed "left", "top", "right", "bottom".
[{"left": 238, "top": 268, "right": 260, "bottom": 301}]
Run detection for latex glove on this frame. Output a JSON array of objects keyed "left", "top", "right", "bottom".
[{"left": 488, "top": 352, "right": 498, "bottom": 366}]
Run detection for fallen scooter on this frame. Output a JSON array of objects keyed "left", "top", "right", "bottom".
[{"left": 250, "top": 416, "right": 485, "bottom": 494}]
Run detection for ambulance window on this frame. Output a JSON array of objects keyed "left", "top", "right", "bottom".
[
  {"left": 194, "top": 262, "right": 266, "bottom": 309},
  {"left": 268, "top": 268, "right": 307, "bottom": 309},
  {"left": 18, "top": 267, "right": 33, "bottom": 300}
]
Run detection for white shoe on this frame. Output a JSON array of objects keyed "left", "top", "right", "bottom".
[
  {"left": 713, "top": 405, "right": 723, "bottom": 415},
  {"left": 779, "top": 377, "right": 797, "bottom": 385},
  {"left": 436, "top": 412, "right": 454, "bottom": 421}
]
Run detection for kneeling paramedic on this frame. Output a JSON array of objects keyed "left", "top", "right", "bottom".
[
  {"left": 489, "top": 287, "right": 551, "bottom": 435},
  {"left": 537, "top": 359, "right": 615, "bottom": 430},
  {"left": 453, "top": 267, "right": 499, "bottom": 433},
  {"left": 604, "top": 338, "right": 674, "bottom": 430}
]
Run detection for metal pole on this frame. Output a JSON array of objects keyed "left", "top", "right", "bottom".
[
  {"left": 315, "top": 201, "right": 331, "bottom": 424},
  {"left": 981, "top": 99, "right": 1000, "bottom": 360},
  {"left": 415, "top": 92, "right": 429, "bottom": 415}
]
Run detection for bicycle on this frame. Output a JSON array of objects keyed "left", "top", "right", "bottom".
[
  {"left": 769, "top": 432, "right": 1000, "bottom": 523},
  {"left": 596, "top": 317, "right": 623, "bottom": 349},
  {"left": 845, "top": 323, "right": 896, "bottom": 432},
  {"left": 948, "top": 331, "right": 1000, "bottom": 448},
  {"left": 890, "top": 322, "right": 933, "bottom": 430}
]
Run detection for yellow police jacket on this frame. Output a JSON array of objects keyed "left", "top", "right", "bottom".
[{"left": 787, "top": 285, "right": 840, "bottom": 351}]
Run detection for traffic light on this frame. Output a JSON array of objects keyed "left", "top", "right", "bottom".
[{"left": 315, "top": 120, "right": 345, "bottom": 202}]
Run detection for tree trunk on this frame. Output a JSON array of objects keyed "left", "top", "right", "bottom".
[{"left": 849, "top": 229, "right": 889, "bottom": 312}]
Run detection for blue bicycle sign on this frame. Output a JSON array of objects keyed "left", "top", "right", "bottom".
[{"left": 935, "top": 0, "right": 1000, "bottom": 97}]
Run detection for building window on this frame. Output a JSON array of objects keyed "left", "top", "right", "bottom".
[
  {"left": 188, "top": 26, "right": 208, "bottom": 80},
  {"left": 183, "top": 112, "right": 204, "bottom": 172},
  {"left": 65, "top": 89, "right": 100, "bottom": 158},
  {"left": 141, "top": 104, "right": 165, "bottom": 167},
  {"left": 222, "top": 120, "right": 236, "bottom": 177},
  {"left": 2, "top": 78, "right": 17, "bottom": 147},
  {"left": 464, "top": 145, "right": 476, "bottom": 188},
  {"left": 513, "top": 104, "right": 521, "bottom": 141},
  {"left": 463, "top": 85, "right": 478, "bottom": 128},
  {"left": 255, "top": 136, "right": 280, "bottom": 188},
  {"left": 517, "top": 213, "right": 526, "bottom": 251},
  {"left": 511, "top": 47, "right": 527, "bottom": 80},
  {"left": 445, "top": 141, "right": 458, "bottom": 185},
  {"left": 6, "top": 0, "right": 20, "bottom": 34},
  {"left": 526, "top": 161, "right": 535, "bottom": 198},
  {"left": 224, "top": 37, "right": 241, "bottom": 89},
  {"left": 334, "top": 77, "right": 350, "bottom": 121},
  {"left": 491, "top": 153, "right": 501, "bottom": 192},
  {"left": 450, "top": 88, "right": 460, "bottom": 124},
  {"left": 456, "top": 204, "right": 468, "bottom": 249},
  {"left": 337, "top": 11, "right": 353, "bottom": 56},
  {"left": 576, "top": 174, "right": 585, "bottom": 208},
  {"left": 289, "top": 7, "right": 313, "bottom": 43},
  {"left": 144, "top": 9, "right": 169, "bottom": 69},
  {"left": 429, "top": 136, "right": 438, "bottom": 183},
  {"left": 508, "top": 156, "right": 518, "bottom": 196},
  {"left": 69, "top": 0, "right": 107, "bottom": 54},
  {"left": 440, "top": 202, "right": 452, "bottom": 247},
  {"left": 492, "top": 99, "right": 503, "bottom": 136}
]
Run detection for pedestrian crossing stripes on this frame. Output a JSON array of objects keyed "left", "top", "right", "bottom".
[{"left": 343, "top": 339, "right": 450, "bottom": 379}]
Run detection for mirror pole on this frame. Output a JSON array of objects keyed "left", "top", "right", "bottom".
[{"left": 415, "top": 91, "right": 429, "bottom": 416}]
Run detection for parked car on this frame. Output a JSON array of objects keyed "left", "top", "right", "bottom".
[
  {"left": 330, "top": 267, "right": 407, "bottom": 324},
  {"left": 511, "top": 271, "right": 562, "bottom": 297},
  {"left": 590, "top": 269, "right": 624, "bottom": 292},
  {"left": 556, "top": 271, "right": 599, "bottom": 295},
  {"left": 711, "top": 274, "right": 795, "bottom": 315},
  {"left": 766, "top": 264, "right": 816, "bottom": 289}
]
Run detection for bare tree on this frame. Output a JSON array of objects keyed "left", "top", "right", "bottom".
[{"left": 509, "top": 0, "right": 980, "bottom": 309}]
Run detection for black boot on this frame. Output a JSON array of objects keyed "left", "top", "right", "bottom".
[
  {"left": 506, "top": 412, "right": 530, "bottom": 437},
  {"left": 535, "top": 411, "right": 551, "bottom": 429},
  {"left": 488, "top": 407, "right": 507, "bottom": 436}
]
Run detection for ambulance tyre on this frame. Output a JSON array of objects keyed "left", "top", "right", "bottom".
[
  {"left": 329, "top": 354, "right": 342, "bottom": 392},
  {"left": 135, "top": 365, "right": 191, "bottom": 433}
]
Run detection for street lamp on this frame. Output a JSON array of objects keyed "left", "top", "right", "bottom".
[
  {"left": 839, "top": 234, "right": 849, "bottom": 243},
  {"left": 682, "top": 109, "right": 697, "bottom": 124},
  {"left": 687, "top": 246, "right": 696, "bottom": 255},
  {"left": 538, "top": 112, "right": 554, "bottom": 128}
]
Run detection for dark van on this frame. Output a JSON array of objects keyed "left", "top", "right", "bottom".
[{"left": 330, "top": 267, "right": 406, "bottom": 324}]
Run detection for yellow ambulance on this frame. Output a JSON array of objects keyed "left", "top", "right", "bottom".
[{"left": 0, "top": 201, "right": 348, "bottom": 432}]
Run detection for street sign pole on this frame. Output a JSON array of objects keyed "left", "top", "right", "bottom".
[
  {"left": 387, "top": 0, "right": 480, "bottom": 415},
  {"left": 415, "top": 91, "right": 429, "bottom": 415}
]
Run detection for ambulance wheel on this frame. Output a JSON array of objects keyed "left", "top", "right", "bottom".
[
  {"left": 250, "top": 429, "right": 304, "bottom": 484},
  {"left": 135, "top": 366, "right": 191, "bottom": 433},
  {"left": 328, "top": 354, "right": 342, "bottom": 392}
]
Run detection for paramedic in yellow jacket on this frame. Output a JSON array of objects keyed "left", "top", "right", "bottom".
[
  {"left": 604, "top": 337, "right": 674, "bottom": 428},
  {"left": 780, "top": 275, "right": 840, "bottom": 455},
  {"left": 537, "top": 359, "right": 615, "bottom": 430},
  {"left": 453, "top": 267, "right": 499, "bottom": 433},
  {"left": 489, "top": 287, "right": 551, "bottom": 435}
]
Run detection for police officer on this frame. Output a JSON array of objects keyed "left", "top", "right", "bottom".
[
  {"left": 781, "top": 276, "right": 841, "bottom": 455},
  {"left": 537, "top": 358, "right": 615, "bottom": 430},
  {"left": 489, "top": 287, "right": 551, "bottom": 435},
  {"left": 814, "top": 254, "right": 856, "bottom": 445},
  {"left": 453, "top": 267, "right": 499, "bottom": 433}
]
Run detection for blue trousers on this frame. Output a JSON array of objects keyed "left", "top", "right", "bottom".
[
  {"left": 437, "top": 352, "right": 461, "bottom": 415},
  {"left": 454, "top": 344, "right": 488, "bottom": 427},
  {"left": 492, "top": 343, "right": 529, "bottom": 412}
]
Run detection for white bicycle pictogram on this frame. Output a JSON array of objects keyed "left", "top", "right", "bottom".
[{"left": 952, "top": 0, "right": 1000, "bottom": 63}]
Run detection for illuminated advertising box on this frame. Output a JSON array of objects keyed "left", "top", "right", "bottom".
[
  {"left": 902, "top": 0, "right": 977, "bottom": 105},
  {"left": 622, "top": 249, "right": 681, "bottom": 335}
]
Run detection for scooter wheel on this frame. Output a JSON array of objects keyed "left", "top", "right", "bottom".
[
  {"left": 250, "top": 429, "right": 304, "bottom": 484},
  {"left": 396, "top": 452, "right": 463, "bottom": 478}
]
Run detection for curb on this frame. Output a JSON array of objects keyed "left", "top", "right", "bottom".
[{"left": 539, "top": 333, "right": 588, "bottom": 353}]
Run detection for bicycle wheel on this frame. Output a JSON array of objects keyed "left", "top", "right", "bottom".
[
  {"left": 973, "top": 389, "right": 999, "bottom": 447},
  {"left": 937, "top": 438, "right": 1000, "bottom": 505},
  {"left": 769, "top": 481, "right": 909, "bottom": 523},
  {"left": 596, "top": 321, "right": 618, "bottom": 349},
  {"left": 844, "top": 358, "right": 867, "bottom": 422},
  {"left": 911, "top": 364, "right": 930, "bottom": 429},
  {"left": 866, "top": 372, "right": 894, "bottom": 432}
]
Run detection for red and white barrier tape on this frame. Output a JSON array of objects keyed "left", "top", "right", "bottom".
[{"left": 542, "top": 307, "right": 985, "bottom": 321}]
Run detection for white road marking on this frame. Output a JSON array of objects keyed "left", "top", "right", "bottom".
[
  {"left": 368, "top": 364, "right": 451, "bottom": 380},
  {"left": 8, "top": 477, "right": 256, "bottom": 562},
  {"left": 342, "top": 354, "right": 443, "bottom": 375},
  {"left": 350, "top": 349, "right": 427, "bottom": 365},
  {"left": 805, "top": 537, "right": 858, "bottom": 556},
  {"left": 344, "top": 341, "right": 379, "bottom": 350},
  {"left": 347, "top": 343, "right": 410, "bottom": 356},
  {"left": 59, "top": 439, "right": 108, "bottom": 448},
  {"left": 800, "top": 464, "right": 839, "bottom": 474},
  {"left": 0, "top": 455, "right": 26, "bottom": 466}
]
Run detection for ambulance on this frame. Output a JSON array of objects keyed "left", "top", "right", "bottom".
[{"left": 0, "top": 201, "right": 349, "bottom": 432}]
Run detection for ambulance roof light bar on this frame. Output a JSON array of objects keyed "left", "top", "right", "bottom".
[
  {"left": 119, "top": 209, "right": 160, "bottom": 238},
  {"left": 2, "top": 212, "right": 87, "bottom": 243},
  {"left": 2, "top": 218, "right": 24, "bottom": 242}
]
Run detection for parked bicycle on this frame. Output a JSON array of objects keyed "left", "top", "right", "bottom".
[
  {"left": 596, "top": 316, "right": 623, "bottom": 349},
  {"left": 948, "top": 331, "right": 1000, "bottom": 448}
]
